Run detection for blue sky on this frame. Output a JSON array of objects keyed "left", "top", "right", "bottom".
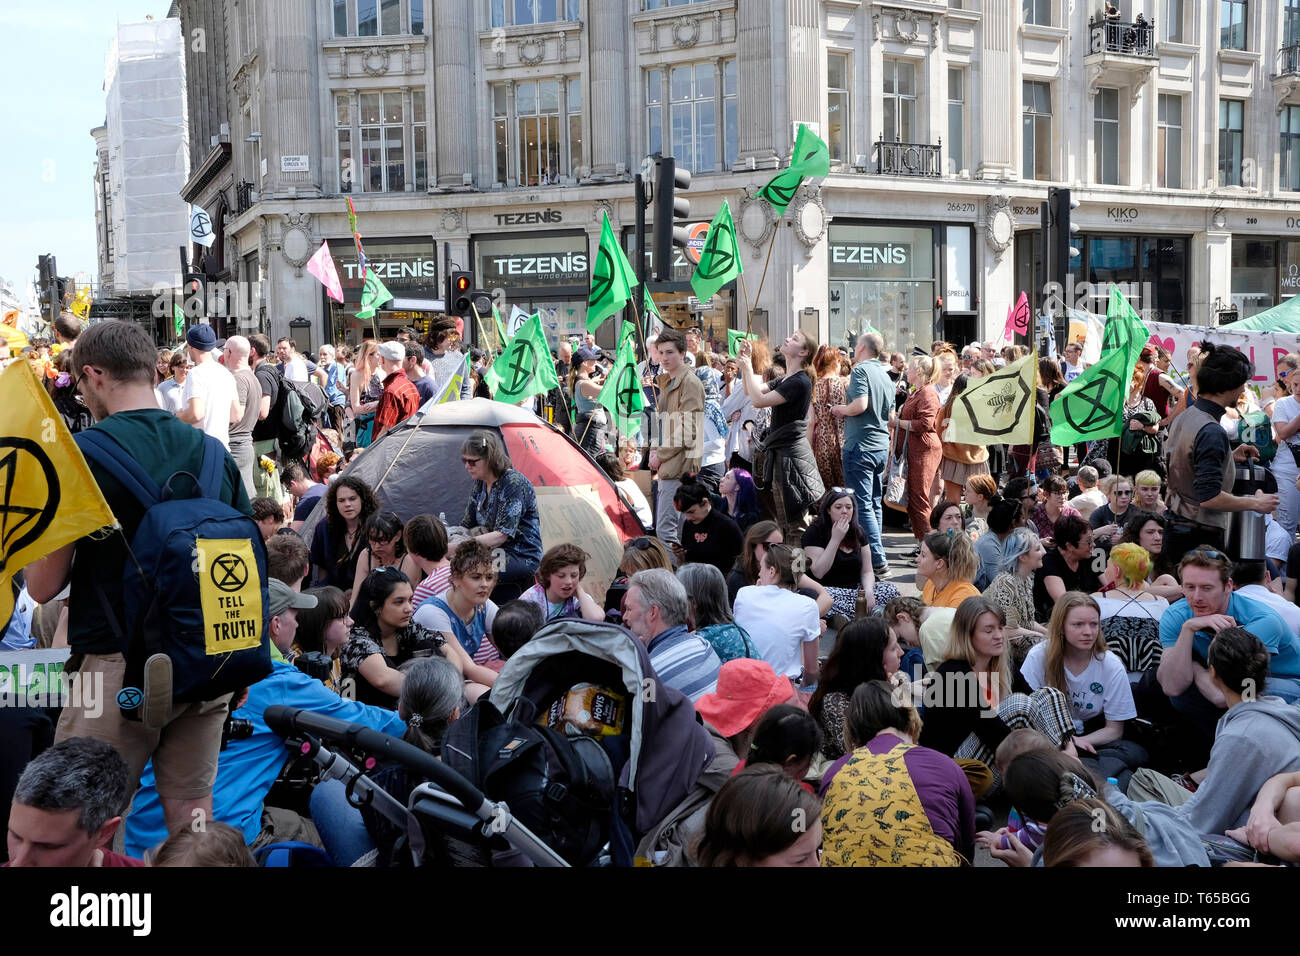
[{"left": 0, "top": 1, "right": 168, "bottom": 294}]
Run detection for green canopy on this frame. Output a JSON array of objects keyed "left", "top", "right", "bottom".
[{"left": 1219, "top": 295, "right": 1300, "bottom": 333}]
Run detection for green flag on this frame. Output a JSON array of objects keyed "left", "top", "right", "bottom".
[
  {"left": 173, "top": 303, "right": 184, "bottom": 338},
  {"left": 586, "top": 210, "right": 637, "bottom": 333},
  {"left": 617, "top": 319, "right": 638, "bottom": 353},
  {"left": 483, "top": 313, "right": 559, "bottom": 405},
  {"left": 356, "top": 270, "right": 394, "bottom": 320},
  {"left": 598, "top": 337, "right": 645, "bottom": 437},
  {"left": 643, "top": 286, "right": 661, "bottom": 324},
  {"left": 1102, "top": 285, "right": 1151, "bottom": 370},
  {"left": 691, "top": 200, "right": 743, "bottom": 304},
  {"left": 1049, "top": 344, "right": 1129, "bottom": 445},
  {"left": 492, "top": 304, "right": 509, "bottom": 347},
  {"left": 756, "top": 123, "right": 831, "bottom": 216},
  {"left": 727, "top": 328, "right": 757, "bottom": 357}
]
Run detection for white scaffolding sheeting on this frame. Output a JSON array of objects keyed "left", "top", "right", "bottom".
[{"left": 104, "top": 18, "right": 189, "bottom": 295}]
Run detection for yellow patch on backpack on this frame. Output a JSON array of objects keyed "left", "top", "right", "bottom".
[{"left": 196, "top": 538, "right": 263, "bottom": 655}]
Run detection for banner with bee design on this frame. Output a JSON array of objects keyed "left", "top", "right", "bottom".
[{"left": 943, "top": 352, "right": 1037, "bottom": 447}]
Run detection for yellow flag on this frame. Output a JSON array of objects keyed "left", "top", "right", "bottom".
[
  {"left": 943, "top": 353, "right": 1037, "bottom": 447},
  {"left": 0, "top": 361, "right": 115, "bottom": 624}
]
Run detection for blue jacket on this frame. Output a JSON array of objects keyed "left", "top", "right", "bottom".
[{"left": 124, "top": 659, "right": 405, "bottom": 857}]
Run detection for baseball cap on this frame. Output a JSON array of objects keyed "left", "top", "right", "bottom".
[
  {"left": 575, "top": 345, "right": 601, "bottom": 363},
  {"left": 186, "top": 324, "right": 217, "bottom": 352},
  {"left": 694, "top": 658, "right": 800, "bottom": 738},
  {"left": 267, "top": 578, "right": 317, "bottom": 618},
  {"left": 377, "top": 341, "right": 405, "bottom": 361}
]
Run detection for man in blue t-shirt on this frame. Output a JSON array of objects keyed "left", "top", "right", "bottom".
[
  {"left": 832, "top": 331, "right": 895, "bottom": 576},
  {"left": 1158, "top": 547, "right": 1300, "bottom": 740}
]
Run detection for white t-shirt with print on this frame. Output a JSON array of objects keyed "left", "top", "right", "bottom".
[
  {"left": 733, "top": 585, "right": 819, "bottom": 679},
  {"left": 181, "top": 359, "right": 238, "bottom": 449},
  {"left": 1020, "top": 641, "right": 1136, "bottom": 734}
]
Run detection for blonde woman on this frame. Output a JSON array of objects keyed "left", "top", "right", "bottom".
[
  {"left": 890, "top": 354, "right": 943, "bottom": 546},
  {"left": 347, "top": 340, "right": 384, "bottom": 448},
  {"left": 1091, "top": 542, "right": 1168, "bottom": 674},
  {"left": 917, "top": 528, "right": 981, "bottom": 608},
  {"left": 1133, "top": 470, "right": 1164, "bottom": 514},
  {"left": 1019, "top": 591, "right": 1146, "bottom": 788}
]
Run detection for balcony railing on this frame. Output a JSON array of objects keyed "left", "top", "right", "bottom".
[
  {"left": 873, "top": 139, "right": 942, "bottom": 178},
  {"left": 1089, "top": 17, "right": 1156, "bottom": 57},
  {"left": 1279, "top": 44, "right": 1300, "bottom": 76},
  {"left": 235, "top": 181, "right": 256, "bottom": 214}
]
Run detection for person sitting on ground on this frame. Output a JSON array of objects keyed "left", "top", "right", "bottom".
[
  {"left": 411, "top": 540, "right": 506, "bottom": 689},
  {"left": 930, "top": 499, "right": 965, "bottom": 535},
  {"left": 1088, "top": 474, "right": 1137, "bottom": 551},
  {"left": 281, "top": 460, "right": 325, "bottom": 532},
  {"left": 605, "top": 535, "right": 675, "bottom": 621},
  {"left": 810, "top": 618, "right": 903, "bottom": 762},
  {"left": 595, "top": 450, "right": 653, "bottom": 530},
  {"left": 919, "top": 596, "right": 1074, "bottom": 794},
  {"left": 147, "top": 820, "right": 257, "bottom": 867},
  {"left": 1157, "top": 547, "right": 1300, "bottom": 752},
  {"left": 350, "top": 511, "right": 422, "bottom": 600},
  {"left": 1134, "top": 470, "right": 1165, "bottom": 515},
  {"left": 732, "top": 705, "right": 821, "bottom": 789},
  {"left": 734, "top": 543, "right": 822, "bottom": 689},
  {"left": 717, "top": 467, "right": 761, "bottom": 533},
  {"left": 676, "top": 562, "right": 758, "bottom": 663},
  {"left": 1227, "top": 769, "right": 1300, "bottom": 862},
  {"left": 340, "top": 566, "right": 475, "bottom": 709},
  {"left": 266, "top": 533, "right": 311, "bottom": 590},
  {"left": 963, "top": 473, "right": 999, "bottom": 539},
  {"left": 454, "top": 429, "right": 543, "bottom": 603},
  {"left": 285, "top": 585, "right": 351, "bottom": 692},
  {"left": 918, "top": 529, "right": 981, "bottom": 609},
  {"left": 1004, "top": 475, "right": 1039, "bottom": 532},
  {"left": 692, "top": 766, "right": 822, "bottom": 867},
  {"left": 973, "top": 494, "right": 1024, "bottom": 589},
  {"left": 1117, "top": 510, "right": 1183, "bottom": 598},
  {"left": 125, "top": 581, "right": 406, "bottom": 858},
  {"left": 1017, "top": 592, "right": 1147, "bottom": 790},
  {"left": 1044, "top": 798, "right": 1154, "bottom": 867},
  {"left": 801, "top": 487, "right": 901, "bottom": 616},
  {"left": 519, "top": 543, "right": 605, "bottom": 622},
  {"left": 309, "top": 475, "right": 379, "bottom": 591},
  {"left": 1232, "top": 558, "right": 1300, "bottom": 638},
  {"left": 821, "top": 681, "right": 975, "bottom": 867},
  {"left": 982, "top": 527, "right": 1049, "bottom": 659},
  {"left": 406, "top": 513, "right": 452, "bottom": 606},
  {"left": 1030, "top": 475, "right": 1081, "bottom": 543},
  {"left": 7, "top": 737, "right": 143, "bottom": 867},
  {"left": 251, "top": 496, "right": 284, "bottom": 541},
  {"left": 1067, "top": 465, "right": 1107, "bottom": 519},
  {"left": 883, "top": 596, "right": 928, "bottom": 683},
  {"left": 1092, "top": 542, "right": 1169, "bottom": 674},
  {"left": 489, "top": 600, "right": 545, "bottom": 660},
  {"left": 724, "top": 520, "right": 833, "bottom": 615},
  {"left": 1033, "top": 514, "right": 1102, "bottom": 623},
  {"left": 673, "top": 477, "right": 744, "bottom": 574},
  {"left": 623, "top": 568, "right": 722, "bottom": 702}
]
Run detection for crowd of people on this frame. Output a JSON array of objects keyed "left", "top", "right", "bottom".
[{"left": 4, "top": 310, "right": 1300, "bottom": 870}]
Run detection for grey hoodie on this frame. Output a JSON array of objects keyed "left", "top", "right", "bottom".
[
  {"left": 1175, "top": 695, "right": 1300, "bottom": 835},
  {"left": 1105, "top": 783, "right": 1210, "bottom": 867}
]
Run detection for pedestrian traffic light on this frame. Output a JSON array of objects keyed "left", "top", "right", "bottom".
[
  {"left": 469, "top": 289, "right": 494, "bottom": 319},
  {"left": 446, "top": 271, "right": 472, "bottom": 317},
  {"left": 182, "top": 271, "right": 206, "bottom": 318},
  {"left": 652, "top": 156, "right": 691, "bottom": 283}
]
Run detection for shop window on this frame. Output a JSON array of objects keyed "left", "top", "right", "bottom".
[
  {"left": 1023, "top": 81, "right": 1052, "bottom": 180},
  {"left": 1220, "top": 0, "right": 1247, "bottom": 51},
  {"left": 1219, "top": 98, "right": 1245, "bottom": 186},
  {"left": 1282, "top": 105, "right": 1300, "bottom": 192},
  {"left": 1157, "top": 94, "right": 1182, "bottom": 189},
  {"left": 491, "top": 0, "right": 580, "bottom": 27},
  {"left": 1094, "top": 88, "right": 1120, "bottom": 186},
  {"left": 827, "top": 223, "right": 937, "bottom": 351},
  {"left": 882, "top": 59, "right": 917, "bottom": 144},
  {"left": 645, "top": 60, "right": 737, "bottom": 174},
  {"left": 827, "top": 53, "right": 850, "bottom": 166}
]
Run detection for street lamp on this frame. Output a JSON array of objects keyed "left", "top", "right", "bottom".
[{"left": 246, "top": 132, "right": 262, "bottom": 186}]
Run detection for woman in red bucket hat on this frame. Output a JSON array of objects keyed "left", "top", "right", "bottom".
[{"left": 695, "top": 659, "right": 807, "bottom": 750}]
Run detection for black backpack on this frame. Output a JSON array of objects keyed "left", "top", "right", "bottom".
[
  {"left": 271, "top": 366, "right": 321, "bottom": 461},
  {"left": 442, "top": 697, "right": 615, "bottom": 866}
]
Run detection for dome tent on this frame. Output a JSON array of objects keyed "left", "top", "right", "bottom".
[{"left": 300, "top": 399, "right": 644, "bottom": 595}]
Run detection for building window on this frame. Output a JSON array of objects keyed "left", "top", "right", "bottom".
[
  {"left": 827, "top": 53, "right": 850, "bottom": 165},
  {"left": 1286, "top": 0, "right": 1300, "bottom": 46},
  {"left": 411, "top": 0, "right": 423, "bottom": 34},
  {"left": 645, "top": 60, "right": 737, "bottom": 174},
  {"left": 1220, "top": 1, "right": 1247, "bottom": 50},
  {"left": 947, "top": 67, "right": 965, "bottom": 174},
  {"left": 1219, "top": 98, "right": 1245, "bottom": 186},
  {"left": 333, "top": 0, "right": 348, "bottom": 36},
  {"left": 1094, "top": 88, "right": 1120, "bottom": 185},
  {"left": 412, "top": 89, "right": 428, "bottom": 191},
  {"left": 644, "top": 0, "right": 712, "bottom": 7},
  {"left": 1282, "top": 105, "right": 1300, "bottom": 191},
  {"left": 882, "top": 59, "right": 917, "bottom": 143},
  {"left": 1157, "top": 94, "right": 1182, "bottom": 189},
  {"left": 493, "top": 85, "right": 510, "bottom": 184},
  {"left": 516, "top": 80, "right": 561, "bottom": 186},
  {"left": 492, "top": 0, "right": 580, "bottom": 27},
  {"left": 358, "top": 0, "right": 377, "bottom": 35},
  {"left": 1022, "top": 0, "right": 1051, "bottom": 26},
  {"left": 336, "top": 93, "right": 354, "bottom": 193},
  {"left": 1022, "top": 81, "right": 1052, "bottom": 180},
  {"left": 568, "top": 78, "right": 583, "bottom": 175},
  {"left": 1162, "top": 0, "right": 1184, "bottom": 42},
  {"left": 344, "top": 0, "right": 414, "bottom": 36},
  {"left": 358, "top": 91, "right": 406, "bottom": 192}
]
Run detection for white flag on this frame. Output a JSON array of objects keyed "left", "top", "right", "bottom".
[
  {"left": 507, "top": 304, "right": 529, "bottom": 336},
  {"left": 189, "top": 205, "right": 215, "bottom": 247}
]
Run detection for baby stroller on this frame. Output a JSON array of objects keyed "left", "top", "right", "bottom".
[{"left": 268, "top": 620, "right": 713, "bottom": 866}]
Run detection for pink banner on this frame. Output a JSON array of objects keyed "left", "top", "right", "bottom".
[
  {"left": 306, "top": 241, "right": 344, "bottom": 302},
  {"left": 1003, "top": 291, "right": 1029, "bottom": 341}
]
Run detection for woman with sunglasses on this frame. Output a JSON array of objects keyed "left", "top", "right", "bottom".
[
  {"left": 1088, "top": 474, "right": 1136, "bottom": 551},
  {"left": 454, "top": 429, "right": 542, "bottom": 603},
  {"left": 310, "top": 475, "right": 379, "bottom": 592},
  {"left": 724, "top": 520, "right": 833, "bottom": 615},
  {"left": 801, "top": 487, "right": 900, "bottom": 616},
  {"left": 340, "top": 566, "right": 476, "bottom": 709},
  {"left": 349, "top": 512, "right": 421, "bottom": 601}
]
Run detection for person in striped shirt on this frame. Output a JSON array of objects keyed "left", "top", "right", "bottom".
[{"left": 623, "top": 569, "right": 721, "bottom": 703}]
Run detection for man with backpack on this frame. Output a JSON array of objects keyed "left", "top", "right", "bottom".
[
  {"left": 248, "top": 333, "right": 320, "bottom": 473},
  {"left": 25, "top": 320, "right": 256, "bottom": 838}
]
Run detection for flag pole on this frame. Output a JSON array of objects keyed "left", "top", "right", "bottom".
[
  {"left": 469, "top": 300, "right": 495, "bottom": 354},
  {"left": 748, "top": 228, "right": 779, "bottom": 330},
  {"left": 738, "top": 273, "right": 752, "bottom": 336}
]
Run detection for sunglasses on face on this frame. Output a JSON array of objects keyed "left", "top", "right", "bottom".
[
  {"left": 462, "top": 457, "right": 481, "bottom": 466},
  {"left": 1115, "top": 490, "right": 1134, "bottom": 497}
]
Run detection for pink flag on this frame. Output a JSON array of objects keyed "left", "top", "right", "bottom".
[
  {"left": 1003, "top": 291, "right": 1029, "bottom": 341},
  {"left": 307, "top": 241, "right": 343, "bottom": 302}
]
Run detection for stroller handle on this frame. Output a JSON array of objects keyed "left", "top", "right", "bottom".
[{"left": 264, "top": 705, "right": 490, "bottom": 819}]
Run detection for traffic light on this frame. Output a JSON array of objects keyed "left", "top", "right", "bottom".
[
  {"left": 1046, "top": 187, "right": 1081, "bottom": 295},
  {"left": 651, "top": 155, "right": 691, "bottom": 283},
  {"left": 446, "top": 270, "right": 472, "bottom": 317},
  {"left": 469, "top": 289, "right": 494, "bottom": 320},
  {"left": 182, "top": 271, "right": 207, "bottom": 318},
  {"left": 37, "top": 254, "right": 57, "bottom": 322}
]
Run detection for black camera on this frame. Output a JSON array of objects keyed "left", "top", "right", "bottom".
[
  {"left": 294, "top": 651, "right": 335, "bottom": 684},
  {"left": 221, "top": 712, "right": 254, "bottom": 750}
]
